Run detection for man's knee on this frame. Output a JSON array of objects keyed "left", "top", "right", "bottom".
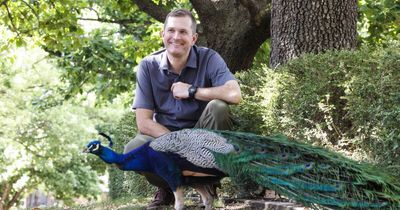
[
  {"left": 124, "top": 134, "right": 154, "bottom": 154},
  {"left": 207, "top": 99, "right": 230, "bottom": 117}
]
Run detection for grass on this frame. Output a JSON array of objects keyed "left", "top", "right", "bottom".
[
  {"left": 45, "top": 196, "right": 151, "bottom": 210},
  {"left": 53, "top": 195, "right": 230, "bottom": 210}
]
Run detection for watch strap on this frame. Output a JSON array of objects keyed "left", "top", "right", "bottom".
[{"left": 188, "top": 85, "right": 197, "bottom": 99}]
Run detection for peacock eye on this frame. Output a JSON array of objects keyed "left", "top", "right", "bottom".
[
  {"left": 93, "top": 144, "right": 99, "bottom": 151},
  {"left": 256, "top": 148, "right": 267, "bottom": 153},
  {"left": 87, "top": 144, "right": 94, "bottom": 151}
]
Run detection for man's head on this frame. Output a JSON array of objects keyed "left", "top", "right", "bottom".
[
  {"left": 162, "top": 9, "right": 198, "bottom": 59},
  {"left": 164, "top": 9, "right": 197, "bottom": 34}
]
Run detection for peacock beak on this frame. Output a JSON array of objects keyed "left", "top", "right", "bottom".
[{"left": 83, "top": 148, "right": 90, "bottom": 153}]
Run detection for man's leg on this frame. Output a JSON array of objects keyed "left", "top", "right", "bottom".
[
  {"left": 194, "top": 99, "right": 234, "bottom": 130},
  {"left": 124, "top": 135, "right": 174, "bottom": 209},
  {"left": 194, "top": 99, "right": 234, "bottom": 200},
  {"left": 124, "top": 134, "right": 154, "bottom": 153}
]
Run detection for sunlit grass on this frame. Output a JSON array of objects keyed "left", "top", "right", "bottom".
[
  {"left": 50, "top": 195, "right": 230, "bottom": 210},
  {"left": 46, "top": 196, "right": 150, "bottom": 210}
]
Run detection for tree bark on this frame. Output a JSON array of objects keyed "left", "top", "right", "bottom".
[
  {"left": 133, "top": 0, "right": 272, "bottom": 73},
  {"left": 0, "top": 182, "right": 10, "bottom": 210},
  {"left": 5, "top": 187, "right": 25, "bottom": 210},
  {"left": 192, "top": 0, "right": 271, "bottom": 73},
  {"left": 270, "top": 0, "right": 358, "bottom": 68}
]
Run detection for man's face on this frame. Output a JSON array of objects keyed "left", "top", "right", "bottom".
[{"left": 162, "top": 16, "right": 198, "bottom": 58}]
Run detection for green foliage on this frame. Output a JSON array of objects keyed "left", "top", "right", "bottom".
[
  {"left": 54, "top": 12, "right": 162, "bottom": 102},
  {"left": 232, "top": 67, "right": 269, "bottom": 134},
  {"left": 0, "top": 0, "right": 87, "bottom": 50},
  {"left": 57, "top": 32, "right": 135, "bottom": 101},
  {"left": 358, "top": 0, "right": 400, "bottom": 45},
  {"left": 252, "top": 40, "right": 271, "bottom": 69},
  {"left": 104, "top": 111, "right": 156, "bottom": 199},
  {"left": 230, "top": 40, "right": 272, "bottom": 134},
  {"left": 65, "top": 195, "right": 149, "bottom": 210},
  {"left": 0, "top": 45, "right": 103, "bottom": 208},
  {"left": 238, "top": 44, "right": 400, "bottom": 177},
  {"left": 0, "top": 0, "right": 163, "bottom": 103}
]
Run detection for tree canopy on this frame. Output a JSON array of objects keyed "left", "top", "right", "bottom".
[
  {"left": 0, "top": 28, "right": 128, "bottom": 209},
  {"left": 0, "top": 0, "right": 398, "bottom": 101}
]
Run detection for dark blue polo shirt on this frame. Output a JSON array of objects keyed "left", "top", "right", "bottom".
[{"left": 132, "top": 45, "right": 235, "bottom": 131}]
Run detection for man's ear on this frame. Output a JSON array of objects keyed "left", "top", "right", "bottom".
[
  {"left": 160, "top": 30, "right": 164, "bottom": 38},
  {"left": 191, "top": 33, "right": 198, "bottom": 45}
]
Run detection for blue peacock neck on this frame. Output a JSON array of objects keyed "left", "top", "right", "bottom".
[
  {"left": 97, "top": 146, "right": 122, "bottom": 164},
  {"left": 96, "top": 144, "right": 152, "bottom": 172}
]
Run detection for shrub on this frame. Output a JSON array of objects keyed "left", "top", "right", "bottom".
[
  {"left": 106, "top": 111, "right": 156, "bottom": 199},
  {"left": 232, "top": 66, "right": 270, "bottom": 134},
  {"left": 236, "top": 45, "right": 400, "bottom": 177}
]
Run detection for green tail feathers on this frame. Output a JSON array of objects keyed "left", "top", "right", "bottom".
[{"left": 212, "top": 130, "right": 400, "bottom": 209}]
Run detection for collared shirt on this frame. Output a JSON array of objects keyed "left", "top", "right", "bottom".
[{"left": 132, "top": 45, "right": 235, "bottom": 131}]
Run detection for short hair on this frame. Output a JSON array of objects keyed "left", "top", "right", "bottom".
[{"left": 164, "top": 9, "right": 197, "bottom": 33}]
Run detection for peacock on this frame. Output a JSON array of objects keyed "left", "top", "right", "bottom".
[{"left": 84, "top": 129, "right": 400, "bottom": 210}]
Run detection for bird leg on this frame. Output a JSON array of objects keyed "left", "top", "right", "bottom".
[
  {"left": 194, "top": 185, "right": 214, "bottom": 210},
  {"left": 173, "top": 187, "right": 185, "bottom": 210}
]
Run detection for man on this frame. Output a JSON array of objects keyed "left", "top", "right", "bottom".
[{"left": 126, "top": 9, "right": 241, "bottom": 209}]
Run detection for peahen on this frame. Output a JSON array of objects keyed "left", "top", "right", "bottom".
[{"left": 84, "top": 129, "right": 400, "bottom": 210}]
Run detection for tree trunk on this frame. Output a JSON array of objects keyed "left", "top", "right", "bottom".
[
  {"left": 270, "top": 0, "right": 358, "bottom": 68},
  {"left": 191, "top": 0, "right": 271, "bottom": 73}
]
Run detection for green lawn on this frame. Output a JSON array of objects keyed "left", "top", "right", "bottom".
[{"left": 65, "top": 196, "right": 232, "bottom": 210}]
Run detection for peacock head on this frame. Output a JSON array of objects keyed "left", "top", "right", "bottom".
[
  {"left": 83, "top": 132, "right": 114, "bottom": 155},
  {"left": 83, "top": 140, "right": 103, "bottom": 155}
]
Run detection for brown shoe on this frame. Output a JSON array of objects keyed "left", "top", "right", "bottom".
[{"left": 147, "top": 188, "right": 174, "bottom": 209}]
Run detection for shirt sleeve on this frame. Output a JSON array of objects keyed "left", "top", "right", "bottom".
[
  {"left": 132, "top": 60, "right": 155, "bottom": 111},
  {"left": 207, "top": 52, "right": 236, "bottom": 87}
]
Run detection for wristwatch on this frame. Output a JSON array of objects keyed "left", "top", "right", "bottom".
[{"left": 188, "top": 85, "right": 198, "bottom": 99}]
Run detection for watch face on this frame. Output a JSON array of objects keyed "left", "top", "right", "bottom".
[{"left": 189, "top": 86, "right": 197, "bottom": 98}]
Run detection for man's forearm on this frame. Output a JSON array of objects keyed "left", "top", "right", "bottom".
[
  {"left": 171, "top": 80, "right": 242, "bottom": 104},
  {"left": 195, "top": 81, "right": 242, "bottom": 104},
  {"left": 137, "top": 119, "right": 170, "bottom": 138}
]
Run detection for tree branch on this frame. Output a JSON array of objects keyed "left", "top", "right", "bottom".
[
  {"left": 4, "top": 2, "right": 20, "bottom": 35},
  {"left": 5, "top": 186, "right": 26, "bottom": 210},
  {"left": 240, "top": 0, "right": 259, "bottom": 14},
  {"left": 190, "top": 0, "right": 218, "bottom": 15},
  {"left": 1, "top": 182, "right": 10, "bottom": 204},
  {"left": 132, "top": 0, "right": 169, "bottom": 23},
  {"left": 239, "top": 0, "right": 261, "bottom": 25},
  {"left": 20, "top": 0, "right": 39, "bottom": 20},
  {"left": 1, "top": 0, "right": 8, "bottom": 6},
  {"left": 77, "top": 17, "right": 137, "bottom": 25},
  {"left": 84, "top": 7, "right": 100, "bottom": 19}
]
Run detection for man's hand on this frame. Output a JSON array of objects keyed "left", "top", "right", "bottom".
[{"left": 171, "top": 82, "right": 191, "bottom": 99}]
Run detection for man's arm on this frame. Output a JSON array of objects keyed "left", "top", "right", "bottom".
[
  {"left": 171, "top": 80, "right": 242, "bottom": 104},
  {"left": 136, "top": 108, "right": 170, "bottom": 138}
]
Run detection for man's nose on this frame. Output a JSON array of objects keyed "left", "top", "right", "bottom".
[{"left": 173, "top": 32, "right": 181, "bottom": 39}]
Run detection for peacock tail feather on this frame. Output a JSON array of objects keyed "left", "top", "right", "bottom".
[{"left": 212, "top": 130, "right": 400, "bottom": 209}]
